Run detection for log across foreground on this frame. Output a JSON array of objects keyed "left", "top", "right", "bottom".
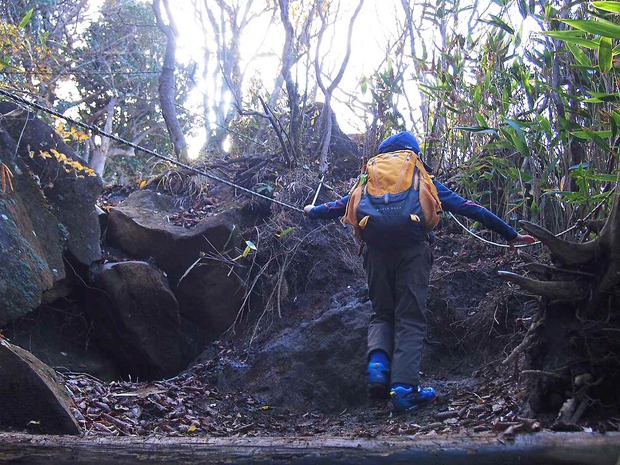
[{"left": 0, "top": 431, "right": 618, "bottom": 465}]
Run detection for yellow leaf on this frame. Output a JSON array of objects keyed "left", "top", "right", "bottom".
[
  {"left": 139, "top": 180, "right": 148, "bottom": 189},
  {"left": 187, "top": 424, "right": 197, "bottom": 433},
  {"left": 241, "top": 245, "right": 252, "bottom": 258},
  {"left": 259, "top": 405, "right": 272, "bottom": 411}
]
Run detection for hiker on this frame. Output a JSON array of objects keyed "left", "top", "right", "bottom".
[{"left": 304, "top": 131, "right": 536, "bottom": 412}]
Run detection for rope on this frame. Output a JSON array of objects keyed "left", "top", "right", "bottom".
[
  {"left": 447, "top": 188, "right": 615, "bottom": 249},
  {"left": 3, "top": 86, "right": 613, "bottom": 240},
  {"left": 0, "top": 87, "right": 305, "bottom": 213},
  {"left": 447, "top": 212, "right": 542, "bottom": 249}
]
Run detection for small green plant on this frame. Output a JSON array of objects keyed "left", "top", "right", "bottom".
[
  {"left": 552, "top": 164, "right": 618, "bottom": 206},
  {"left": 254, "top": 183, "right": 274, "bottom": 196}
]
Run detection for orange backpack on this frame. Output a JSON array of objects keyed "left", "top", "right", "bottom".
[{"left": 341, "top": 150, "right": 443, "bottom": 247}]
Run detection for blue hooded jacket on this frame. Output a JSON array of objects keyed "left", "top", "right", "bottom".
[{"left": 308, "top": 132, "right": 518, "bottom": 241}]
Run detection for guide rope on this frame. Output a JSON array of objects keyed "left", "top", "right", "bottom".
[
  {"left": 447, "top": 189, "right": 614, "bottom": 249},
  {"left": 0, "top": 87, "right": 304, "bottom": 213},
  {"left": 2, "top": 87, "right": 612, "bottom": 248}
]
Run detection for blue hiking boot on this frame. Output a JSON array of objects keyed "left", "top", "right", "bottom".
[
  {"left": 367, "top": 360, "right": 390, "bottom": 399},
  {"left": 390, "top": 384, "right": 436, "bottom": 412}
]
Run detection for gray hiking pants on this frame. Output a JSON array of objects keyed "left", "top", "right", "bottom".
[{"left": 364, "top": 241, "right": 432, "bottom": 387}]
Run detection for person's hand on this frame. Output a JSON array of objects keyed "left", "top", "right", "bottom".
[
  {"left": 303, "top": 204, "right": 315, "bottom": 215},
  {"left": 507, "top": 233, "right": 537, "bottom": 248}
]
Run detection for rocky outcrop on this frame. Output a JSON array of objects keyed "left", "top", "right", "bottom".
[
  {"left": 0, "top": 102, "right": 102, "bottom": 324},
  {"left": 0, "top": 339, "right": 80, "bottom": 435},
  {"left": 221, "top": 288, "right": 371, "bottom": 412},
  {"left": 306, "top": 102, "right": 362, "bottom": 180},
  {"left": 85, "top": 261, "right": 188, "bottom": 380},
  {"left": 107, "top": 189, "right": 241, "bottom": 281},
  {"left": 176, "top": 261, "right": 246, "bottom": 346},
  {"left": 0, "top": 102, "right": 102, "bottom": 267},
  {"left": 106, "top": 189, "right": 249, "bottom": 347}
]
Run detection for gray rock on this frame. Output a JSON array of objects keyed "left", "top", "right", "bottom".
[
  {"left": 222, "top": 289, "right": 372, "bottom": 412},
  {"left": 0, "top": 103, "right": 102, "bottom": 323},
  {"left": 107, "top": 189, "right": 242, "bottom": 281},
  {"left": 0, "top": 102, "right": 102, "bottom": 267},
  {"left": 0, "top": 339, "right": 80, "bottom": 435},
  {"left": 86, "top": 261, "right": 188, "bottom": 380},
  {"left": 106, "top": 189, "right": 248, "bottom": 351},
  {"left": 176, "top": 260, "right": 246, "bottom": 345}
]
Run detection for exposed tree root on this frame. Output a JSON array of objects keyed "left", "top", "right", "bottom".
[{"left": 500, "top": 174, "right": 620, "bottom": 422}]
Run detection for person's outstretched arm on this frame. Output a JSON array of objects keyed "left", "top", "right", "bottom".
[
  {"left": 435, "top": 181, "right": 535, "bottom": 245},
  {"left": 304, "top": 195, "right": 350, "bottom": 220}
]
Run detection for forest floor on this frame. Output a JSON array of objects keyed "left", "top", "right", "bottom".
[
  {"left": 2, "top": 182, "right": 620, "bottom": 464},
  {"left": 55, "top": 216, "right": 620, "bottom": 441}
]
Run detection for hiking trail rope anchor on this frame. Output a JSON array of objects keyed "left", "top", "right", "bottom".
[{"left": 0, "top": 87, "right": 304, "bottom": 213}]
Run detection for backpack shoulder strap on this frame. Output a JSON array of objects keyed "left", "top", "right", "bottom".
[{"left": 341, "top": 166, "right": 368, "bottom": 241}]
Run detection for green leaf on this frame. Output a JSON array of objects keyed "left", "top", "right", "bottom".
[
  {"left": 504, "top": 119, "right": 530, "bottom": 158},
  {"left": 475, "top": 113, "right": 489, "bottom": 127},
  {"left": 473, "top": 85, "right": 482, "bottom": 107},
  {"left": 18, "top": 8, "right": 34, "bottom": 29},
  {"left": 561, "top": 18, "right": 620, "bottom": 39},
  {"left": 484, "top": 15, "right": 515, "bottom": 34},
  {"left": 611, "top": 111, "right": 619, "bottom": 138},
  {"left": 583, "top": 91, "right": 620, "bottom": 103},
  {"left": 517, "top": 0, "right": 529, "bottom": 18},
  {"left": 536, "top": 115, "right": 553, "bottom": 138},
  {"left": 0, "top": 59, "right": 19, "bottom": 71},
  {"left": 566, "top": 42, "right": 592, "bottom": 67},
  {"left": 504, "top": 119, "right": 527, "bottom": 142},
  {"left": 454, "top": 126, "right": 499, "bottom": 135},
  {"left": 571, "top": 129, "right": 613, "bottom": 139},
  {"left": 577, "top": 129, "right": 611, "bottom": 152},
  {"left": 599, "top": 36, "right": 613, "bottom": 72},
  {"left": 592, "top": 1, "right": 620, "bottom": 13},
  {"left": 541, "top": 31, "right": 600, "bottom": 50},
  {"left": 276, "top": 226, "right": 296, "bottom": 238}
]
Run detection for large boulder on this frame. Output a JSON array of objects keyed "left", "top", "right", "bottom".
[
  {"left": 85, "top": 261, "right": 188, "bottom": 380},
  {"left": 221, "top": 288, "right": 371, "bottom": 412},
  {"left": 107, "top": 189, "right": 242, "bottom": 281},
  {"left": 0, "top": 102, "right": 102, "bottom": 267},
  {"left": 176, "top": 261, "right": 247, "bottom": 346},
  {"left": 107, "top": 189, "right": 249, "bottom": 346},
  {"left": 0, "top": 186, "right": 63, "bottom": 324},
  {"left": 0, "top": 102, "right": 102, "bottom": 323},
  {"left": 0, "top": 339, "right": 80, "bottom": 435}
]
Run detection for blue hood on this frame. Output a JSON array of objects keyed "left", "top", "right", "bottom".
[{"left": 378, "top": 131, "right": 421, "bottom": 154}]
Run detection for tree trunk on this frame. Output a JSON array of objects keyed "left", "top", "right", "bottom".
[
  {"left": 314, "top": 0, "right": 364, "bottom": 174},
  {"left": 153, "top": 0, "right": 188, "bottom": 163},
  {"left": 500, "top": 174, "right": 620, "bottom": 421}
]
